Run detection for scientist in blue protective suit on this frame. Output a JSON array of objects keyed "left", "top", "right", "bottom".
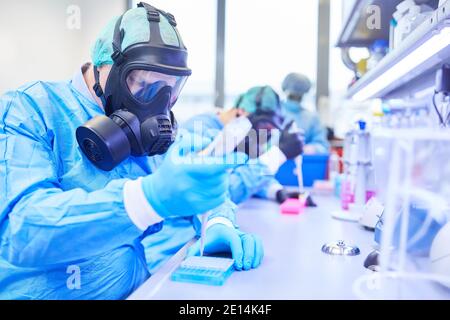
[
  {"left": 281, "top": 73, "right": 329, "bottom": 154},
  {"left": 0, "top": 3, "right": 262, "bottom": 300},
  {"left": 143, "top": 86, "right": 303, "bottom": 274}
]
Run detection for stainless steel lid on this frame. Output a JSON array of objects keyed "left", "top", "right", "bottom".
[{"left": 321, "top": 240, "right": 361, "bottom": 256}]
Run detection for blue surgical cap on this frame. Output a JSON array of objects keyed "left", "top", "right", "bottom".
[
  {"left": 91, "top": 7, "right": 179, "bottom": 67},
  {"left": 282, "top": 73, "right": 312, "bottom": 96},
  {"left": 235, "top": 86, "right": 281, "bottom": 114}
]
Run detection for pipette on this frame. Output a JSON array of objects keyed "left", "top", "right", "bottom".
[
  {"left": 197, "top": 116, "right": 252, "bottom": 256},
  {"left": 295, "top": 155, "right": 304, "bottom": 195},
  {"left": 291, "top": 122, "right": 315, "bottom": 207},
  {"left": 289, "top": 122, "right": 305, "bottom": 197}
]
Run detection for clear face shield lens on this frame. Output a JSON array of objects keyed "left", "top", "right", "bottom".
[{"left": 126, "top": 70, "right": 188, "bottom": 104}]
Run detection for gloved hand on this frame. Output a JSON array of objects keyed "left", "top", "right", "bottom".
[
  {"left": 279, "top": 121, "right": 304, "bottom": 159},
  {"left": 275, "top": 189, "right": 300, "bottom": 204},
  {"left": 187, "top": 224, "right": 264, "bottom": 271},
  {"left": 142, "top": 133, "right": 248, "bottom": 218},
  {"left": 275, "top": 189, "right": 318, "bottom": 207}
]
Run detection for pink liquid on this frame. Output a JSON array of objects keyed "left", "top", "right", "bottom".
[
  {"left": 280, "top": 198, "right": 306, "bottom": 215},
  {"left": 341, "top": 180, "right": 354, "bottom": 210},
  {"left": 366, "top": 191, "right": 376, "bottom": 202}
]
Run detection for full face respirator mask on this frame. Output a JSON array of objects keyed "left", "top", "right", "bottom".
[
  {"left": 76, "top": 2, "right": 191, "bottom": 171},
  {"left": 235, "top": 86, "right": 284, "bottom": 158}
]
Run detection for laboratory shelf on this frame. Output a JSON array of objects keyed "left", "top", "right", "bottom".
[
  {"left": 347, "top": 0, "right": 450, "bottom": 101},
  {"left": 336, "top": 0, "right": 402, "bottom": 48}
]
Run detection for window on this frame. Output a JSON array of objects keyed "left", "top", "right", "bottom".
[{"left": 224, "top": 0, "right": 319, "bottom": 109}]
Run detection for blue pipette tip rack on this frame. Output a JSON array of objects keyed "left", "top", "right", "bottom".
[{"left": 171, "top": 256, "right": 235, "bottom": 286}]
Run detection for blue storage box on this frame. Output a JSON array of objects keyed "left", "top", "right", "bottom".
[{"left": 275, "top": 154, "right": 329, "bottom": 187}]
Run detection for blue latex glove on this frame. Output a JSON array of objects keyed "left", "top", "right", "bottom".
[
  {"left": 142, "top": 133, "right": 248, "bottom": 218},
  {"left": 187, "top": 224, "right": 264, "bottom": 271}
]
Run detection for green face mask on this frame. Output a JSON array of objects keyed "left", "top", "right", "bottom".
[{"left": 283, "top": 100, "right": 301, "bottom": 113}]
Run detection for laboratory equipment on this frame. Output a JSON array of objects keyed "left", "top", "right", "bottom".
[
  {"left": 279, "top": 155, "right": 308, "bottom": 214},
  {"left": 334, "top": 174, "right": 344, "bottom": 198},
  {"left": 275, "top": 155, "right": 329, "bottom": 188},
  {"left": 392, "top": 0, "right": 433, "bottom": 50},
  {"left": 340, "top": 128, "right": 357, "bottom": 211},
  {"left": 311, "top": 152, "right": 340, "bottom": 195},
  {"left": 359, "top": 197, "right": 384, "bottom": 231},
  {"left": 340, "top": 178, "right": 354, "bottom": 211},
  {"left": 279, "top": 120, "right": 314, "bottom": 213},
  {"left": 198, "top": 116, "right": 252, "bottom": 256},
  {"left": 364, "top": 250, "right": 381, "bottom": 272},
  {"left": 321, "top": 240, "right": 361, "bottom": 256},
  {"left": 328, "top": 152, "right": 340, "bottom": 182},
  {"left": 312, "top": 180, "right": 334, "bottom": 196},
  {"left": 280, "top": 198, "right": 306, "bottom": 215},
  {"left": 389, "top": 17, "right": 398, "bottom": 51},
  {"left": 332, "top": 121, "right": 374, "bottom": 222},
  {"left": 433, "top": 64, "right": 450, "bottom": 127},
  {"left": 367, "top": 40, "right": 389, "bottom": 71},
  {"left": 353, "top": 128, "right": 450, "bottom": 300},
  {"left": 295, "top": 155, "right": 304, "bottom": 195},
  {"left": 349, "top": 121, "right": 373, "bottom": 216},
  {"left": 171, "top": 256, "right": 235, "bottom": 286},
  {"left": 430, "top": 222, "right": 450, "bottom": 288}
]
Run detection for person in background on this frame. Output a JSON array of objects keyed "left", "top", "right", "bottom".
[
  {"left": 183, "top": 86, "right": 305, "bottom": 206},
  {"left": 0, "top": 3, "right": 260, "bottom": 300},
  {"left": 281, "top": 73, "right": 330, "bottom": 154}
]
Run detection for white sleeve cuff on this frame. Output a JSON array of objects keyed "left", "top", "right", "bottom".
[
  {"left": 205, "top": 217, "right": 235, "bottom": 231},
  {"left": 258, "top": 146, "right": 287, "bottom": 175},
  {"left": 123, "top": 178, "right": 164, "bottom": 231},
  {"left": 265, "top": 181, "right": 284, "bottom": 201}
]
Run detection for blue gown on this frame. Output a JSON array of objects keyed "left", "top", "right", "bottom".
[
  {"left": 0, "top": 79, "right": 161, "bottom": 299},
  {"left": 282, "top": 101, "right": 329, "bottom": 154},
  {"left": 0, "top": 76, "right": 234, "bottom": 299}
]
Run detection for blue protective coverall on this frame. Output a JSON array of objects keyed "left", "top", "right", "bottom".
[
  {"left": 0, "top": 68, "right": 233, "bottom": 299},
  {"left": 282, "top": 101, "right": 329, "bottom": 154}
]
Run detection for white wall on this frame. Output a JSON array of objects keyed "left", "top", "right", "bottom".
[{"left": 0, "top": 0, "right": 127, "bottom": 95}]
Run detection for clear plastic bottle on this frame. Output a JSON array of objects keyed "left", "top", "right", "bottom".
[
  {"left": 328, "top": 152, "right": 340, "bottom": 182},
  {"left": 367, "top": 40, "right": 389, "bottom": 71}
]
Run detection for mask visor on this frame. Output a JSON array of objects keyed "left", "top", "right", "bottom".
[{"left": 126, "top": 69, "right": 188, "bottom": 104}]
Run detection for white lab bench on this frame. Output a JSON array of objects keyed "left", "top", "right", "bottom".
[{"left": 128, "top": 194, "right": 384, "bottom": 300}]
